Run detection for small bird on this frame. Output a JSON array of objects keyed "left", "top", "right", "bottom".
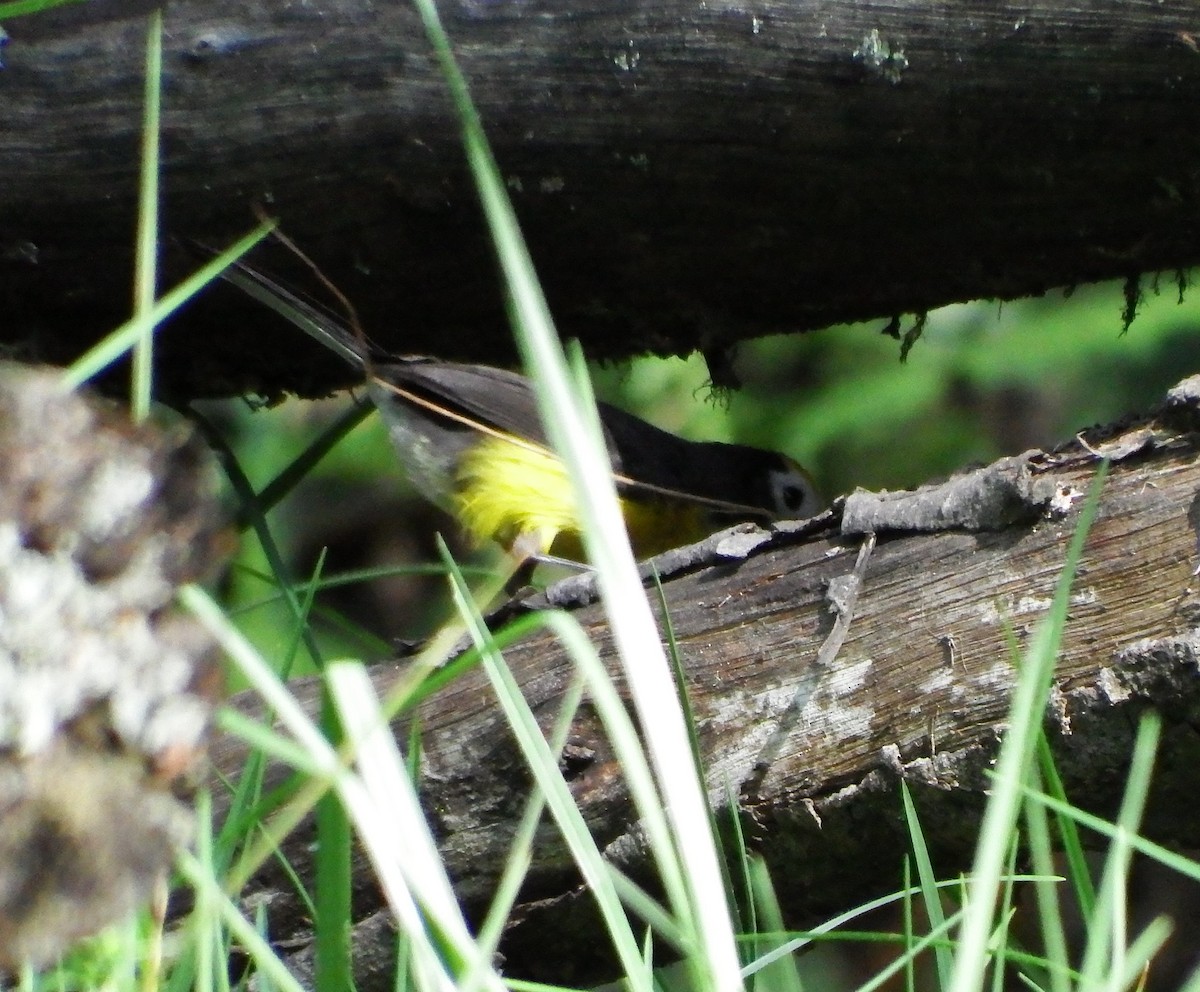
[{"left": 223, "top": 262, "right": 823, "bottom": 562}]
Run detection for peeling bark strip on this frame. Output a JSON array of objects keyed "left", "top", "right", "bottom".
[
  {"left": 840, "top": 454, "right": 1059, "bottom": 533},
  {"left": 211, "top": 383, "right": 1200, "bottom": 987},
  {"left": 3, "top": 1, "right": 1200, "bottom": 394},
  {"left": 740, "top": 532, "right": 875, "bottom": 805}
]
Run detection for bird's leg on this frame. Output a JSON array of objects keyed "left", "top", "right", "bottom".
[{"left": 501, "top": 528, "right": 591, "bottom": 595}]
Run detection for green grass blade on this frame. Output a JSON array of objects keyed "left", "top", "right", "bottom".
[
  {"left": 215, "top": 708, "right": 325, "bottom": 777},
  {"left": 0, "top": 0, "right": 85, "bottom": 16},
  {"left": 406, "top": 3, "right": 744, "bottom": 985},
  {"left": 178, "top": 849, "right": 308, "bottom": 992},
  {"left": 901, "top": 780, "right": 953, "bottom": 989},
  {"left": 314, "top": 686, "right": 353, "bottom": 992},
  {"left": 472, "top": 676, "right": 586, "bottom": 966},
  {"left": 1113, "top": 917, "right": 1172, "bottom": 992},
  {"left": 1175, "top": 951, "right": 1200, "bottom": 992},
  {"left": 990, "top": 846, "right": 1022, "bottom": 992},
  {"left": 947, "top": 461, "right": 1108, "bottom": 992},
  {"left": 189, "top": 407, "right": 325, "bottom": 674},
  {"left": 607, "top": 868, "right": 688, "bottom": 952},
  {"left": 741, "top": 875, "right": 1058, "bottom": 979},
  {"left": 858, "top": 911, "right": 965, "bottom": 992},
  {"left": 1035, "top": 732, "right": 1095, "bottom": 917},
  {"left": 131, "top": 8, "right": 162, "bottom": 422},
  {"left": 190, "top": 584, "right": 495, "bottom": 990},
  {"left": 1077, "top": 712, "right": 1160, "bottom": 991},
  {"left": 747, "top": 856, "right": 804, "bottom": 992},
  {"left": 325, "top": 661, "right": 507, "bottom": 991},
  {"left": 438, "top": 541, "right": 653, "bottom": 990},
  {"left": 723, "top": 780, "right": 756, "bottom": 950},
  {"left": 1021, "top": 769, "right": 1071, "bottom": 992},
  {"left": 240, "top": 401, "right": 375, "bottom": 528},
  {"left": 61, "top": 221, "right": 274, "bottom": 389},
  {"left": 191, "top": 791, "right": 216, "bottom": 992},
  {"left": 1019, "top": 789, "right": 1200, "bottom": 884}
]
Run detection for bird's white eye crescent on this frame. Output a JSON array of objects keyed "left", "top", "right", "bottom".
[{"left": 768, "top": 462, "right": 823, "bottom": 519}]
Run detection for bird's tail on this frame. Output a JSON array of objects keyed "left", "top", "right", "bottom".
[{"left": 217, "top": 253, "right": 369, "bottom": 370}]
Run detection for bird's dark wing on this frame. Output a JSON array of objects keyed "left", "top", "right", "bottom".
[
  {"left": 597, "top": 403, "right": 786, "bottom": 516},
  {"left": 218, "top": 258, "right": 787, "bottom": 520},
  {"left": 381, "top": 361, "right": 549, "bottom": 446},
  {"left": 384, "top": 361, "right": 786, "bottom": 518},
  {"left": 379, "top": 360, "right": 630, "bottom": 466}
]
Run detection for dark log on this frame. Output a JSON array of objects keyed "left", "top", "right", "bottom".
[
  {"left": 208, "top": 377, "right": 1200, "bottom": 988},
  {"left": 3, "top": 0, "right": 1200, "bottom": 397}
]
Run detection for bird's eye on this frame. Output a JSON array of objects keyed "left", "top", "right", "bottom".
[
  {"left": 781, "top": 484, "right": 806, "bottom": 511},
  {"left": 768, "top": 464, "right": 820, "bottom": 519}
]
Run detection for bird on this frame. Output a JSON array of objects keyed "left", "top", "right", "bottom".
[{"left": 221, "top": 260, "right": 824, "bottom": 563}]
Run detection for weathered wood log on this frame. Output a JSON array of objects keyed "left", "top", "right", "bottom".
[
  {"left": 209, "top": 377, "right": 1200, "bottom": 988},
  {"left": 3, "top": 1, "right": 1200, "bottom": 397}
]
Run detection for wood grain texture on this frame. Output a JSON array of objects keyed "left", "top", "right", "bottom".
[
  {"left": 209, "top": 397, "right": 1200, "bottom": 986},
  {"left": 3, "top": 0, "right": 1199, "bottom": 395}
]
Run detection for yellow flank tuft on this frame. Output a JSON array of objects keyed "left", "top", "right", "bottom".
[
  {"left": 453, "top": 435, "right": 580, "bottom": 553},
  {"left": 453, "top": 433, "right": 718, "bottom": 560}
]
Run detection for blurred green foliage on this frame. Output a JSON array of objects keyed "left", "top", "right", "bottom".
[
  {"left": 596, "top": 275, "right": 1200, "bottom": 498},
  {"left": 211, "top": 273, "right": 1198, "bottom": 658}
]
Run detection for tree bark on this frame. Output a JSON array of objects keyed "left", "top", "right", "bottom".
[
  {"left": 3, "top": 0, "right": 1199, "bottom": 397},
  {"left": 209, "top": 378, "right": 1200, "bottom": 989}
]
